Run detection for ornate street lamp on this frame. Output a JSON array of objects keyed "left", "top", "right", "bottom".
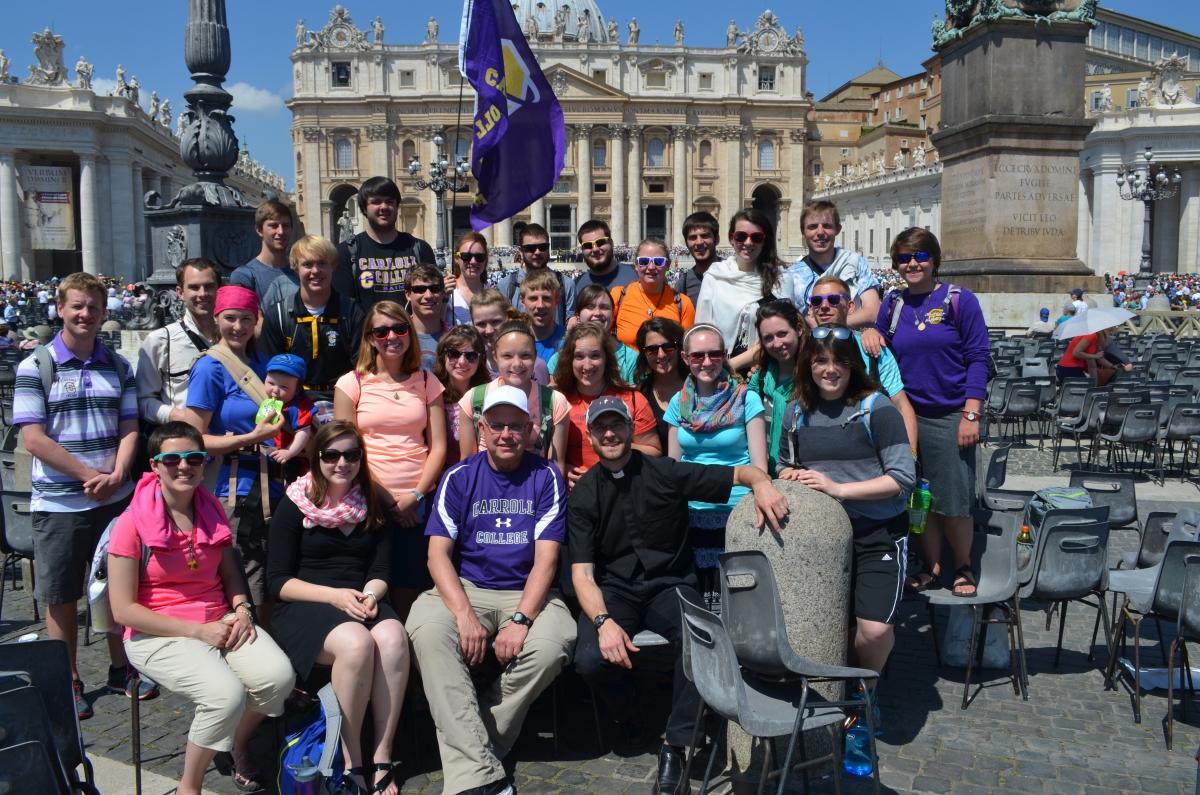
[
  {"left": 408, "top": 133, "right": 471, "bottom": 267},
  {"left": 1116, "top": 146, "right": 1182, "bottom": 287}
]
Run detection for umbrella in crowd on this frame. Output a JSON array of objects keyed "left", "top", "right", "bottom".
[{"left": 1053, "top": 306, "right": 1135, "bottom": 339}]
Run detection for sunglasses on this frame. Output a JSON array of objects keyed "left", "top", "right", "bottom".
[
  {"left": 643, "top": 342, "right": 678, "bottom": 356},
  {"left": 811, "top": 325, "right": 853, "bottom": 341},
  {"left": 457, "top": 251, "right": 487, "bottom": 263},
  {"left": 370, "top": 322, "right": 411, "bottom": 339},
  {"left": 152, "top": 451, "right": 208, "bottom": 467},
  {"left": 407, "top": 284, "right": 444, "bottom": 295},
  {"left": 318, "top": 448, "right": 363, "bottom": 464},
  {"left": 636, "top": 256, "right": 668, "bottom": 268},
  {"left": 521, "top": 242, "right": 550, "bottom": 253},
  {"left": 807, "top": 293, "right": 850, "bottom": 308},
  {"left": 446, "top": 349, "right": 480, "bottom": 363},
  {"left": 579, "top": 237, "right": 611, "bottom": 251},
  {"left": 895, "top": 251, "right": 933, "bottom": 265},
  {"left": 686, "top": 349, "right": 726, "bottom": 365},
  {"left": 732, "top": 231, "right": 766, "bottom": 245}
]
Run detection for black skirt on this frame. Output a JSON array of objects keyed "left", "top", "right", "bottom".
[{"left": 271, "top": 600, "right": 401, "bottom": 679}]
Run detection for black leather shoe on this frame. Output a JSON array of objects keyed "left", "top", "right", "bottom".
[{"left": 654, "top": 744, "right": 688, "bottom": 795}]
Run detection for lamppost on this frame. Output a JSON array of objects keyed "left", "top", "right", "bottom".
[
  {"left": 408, "top": 133, "right": 471, "bottom": 267},
  {"left": 1116, "top": 146, "right": 1182, "bottom": 288}
]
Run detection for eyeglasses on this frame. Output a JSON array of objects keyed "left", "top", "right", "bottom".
[
  {"left": 590, "top": 420, "right": 630, "bottom": 435},
  {"left": 521, "top": 242, "right": 550, "bottom": 254},
  {"left": 370, "top": 322, "right": 411, "bottom": 339},
  {"left": 636, "top": 256, "right": 668, "bottom": 268},
  {"left": 457, "top": 251, "right": 487, "bottom": 263},
  {"left": 732, "top": 231, "right": 766, "bottom": 245},
  {"left": 446, "top": 349, "right": 480, "bottom": 363},
  {"left": 483, "top": 419, "right": 530, "bottom": 435},
  {"left": 811, "top": 325, "right": 853, "bottom": 341},
  {"left": 807, "top": 293, "right": 849, "bottom": 308},
  {"left": 406, "top": 284, "right": 444, "bottom": 295},
  {"left": 579, "top": 237, "right": 611, "bottom": 251},
  {"left": 895, "top": 251, "right": 933, "bottom": 265},
  {"left": 643, "top": 342, "right": 677, "bottom": 356},
  {"left": 318, "top": 448, "right": 363, "bottom": 464},
  {"left": 686, "top": 349, "right": 726, "bottom": 365},
  {"left": 152, "top": 451, "right": 208, "bottom": 467}
]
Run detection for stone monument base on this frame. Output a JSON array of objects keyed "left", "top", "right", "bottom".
[{"left": 974, "top": 291, "right": 1099, "bottom": 332}]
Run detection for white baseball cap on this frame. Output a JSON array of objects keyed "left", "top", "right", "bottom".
[{"left": 481, "top": 384, "right": 529, "bottom": 416}]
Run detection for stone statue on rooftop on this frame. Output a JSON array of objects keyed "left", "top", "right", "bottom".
[
  {"left": 1099, "top": 83, "right": 1113, "bottom": 112},
  {"left": 674, "top": 20, "right": 684, "bottom": 46},
  {"left": 627, "top": 18, "right": 640, "bottom": 45},
  {"left": 914, "top": 143, "right": 926, "bottom": 166},
  {"left": 295, "top": 20, "right": 306, "bottom": 48},
  {"left": 27, "top": 28, "right": 67, "bottom": 87},
  {"left": 149, "top": 91, "right": 159, "bottom": 119},
  {"left": 114, "top": 64, "right": 127, "bottom": 96},
  {"left": 128, "top": 76, "right": 140, "bottom": 104},
  {"left": 607, "top": 19, "right": 618, "bottom": 43},
  {"left": 577, "top": 14, "right": 590, "bottom": 44},
  {"left": 160, "top": 98, "right": 172, "bottom": 127},
  {"left": 426, "top": 16, "right": 439, "bottom": 44},
  {"left": 0, "top": 51, "right": 9, "bottom": 84},
  {"left": 372, "top": 17, "right": 384, "bottom": 45},
  {"left": 524, "top": 14, "right": 538, "bottom": 40},
  {"left": 726, "top": 20, "right": 739, "bottom": 48},
  {"left": 553, "top": 7, "right": 567, "bottom": 39},
  {"left": 337, "top": 210, "right": 355, "bottom": 244}
]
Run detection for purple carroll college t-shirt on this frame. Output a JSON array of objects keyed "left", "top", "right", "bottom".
[{"left": 426, "top": 450, "right": 567, "bottom": 590}]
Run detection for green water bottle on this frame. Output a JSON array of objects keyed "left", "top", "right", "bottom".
[{"left": 908, "top": 480, "right": 932, "bottom": 535}]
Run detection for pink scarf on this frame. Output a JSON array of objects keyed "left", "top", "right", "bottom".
[{"left": 285, "top": 473, "right": 368, "bottom": 529}]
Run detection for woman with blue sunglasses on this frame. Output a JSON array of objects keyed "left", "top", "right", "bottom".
[{"left": 610, "top": 238, "right": 696, "bottom": 350}]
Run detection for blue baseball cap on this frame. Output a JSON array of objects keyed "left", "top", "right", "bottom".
[
  {"left": 1039, "top": 307, "right": 1050, "bottom": 320},
  {"left": 266, "top": 353, "right": 306, "bottom": 381}
]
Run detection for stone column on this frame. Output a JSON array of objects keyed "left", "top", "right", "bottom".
[
  {"left": 79, "top": 153, "right": 101, "bottom": 276},
  {"left": 530, "top": 197, "right": 546, "bottom": 228},
  {"left": 671, "top": 127, "right": 689, "bottom": 246},
  {"left": 132, "top": 164, "right": 148, "bottom": 280},
  {"left": 611, "top": 127, "right": 627, "bottom": 245},
  {"left": 1177, "top": 166, "right": 1200, "bottom": 275},
  {"left": 0, "top": 151, "right": 20, "bottom": 281},
  {"left": 368, "top": 124, "right": 391, "bottom": 179},
  {"left": 627, "top": 128, "right": 643, "bottom": 244},
  {"left": 724, "top": 128, "right": 744, "bottom": 219},
  {"left": 576, "top": 125, "right": 593, "bottom": 227},
  {"left": 106, "top": 152, "right": 135, "bottom": 278},
  {"left": 495, "top": 220, "right": 513, "bottom": 247},
  {"left": 1090, "top": 162, "right": 1124, "bottom": 276},
  {"left": 301, "top": 127, "right": 324, "bottom": 236},
  {"left": 1076, "top": 168, "right": 1092, "bottom": 267}
]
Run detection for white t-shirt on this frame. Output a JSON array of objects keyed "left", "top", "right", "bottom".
[{"left": 1072, "top": 299, "right": 1089, "bottom": 316}]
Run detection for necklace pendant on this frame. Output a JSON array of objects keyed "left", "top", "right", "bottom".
[
  {"left": 917, "top": 322, "right": 927, "bottom": 331},
  {"left": 187, "top": 557, "right": 199, "bottom": 570},
  {"left": 394, "top": 391, "right": 400, "bottom": 400}
]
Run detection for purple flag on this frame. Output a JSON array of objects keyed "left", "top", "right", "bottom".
[{"left": 460, "top": 0, "right": 566, "bottom": 231}]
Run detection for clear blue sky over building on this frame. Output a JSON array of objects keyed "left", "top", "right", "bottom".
[{"left": 2, "top": 1, "right": 1196, "bottom": 189}]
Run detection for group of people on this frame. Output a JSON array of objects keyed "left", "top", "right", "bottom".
[
  {"left": 1105, "top": 271, "right": 1200, "bottom": 311},
  {"left": 14, "top": 173, "right": 993, "bottom": 795}
]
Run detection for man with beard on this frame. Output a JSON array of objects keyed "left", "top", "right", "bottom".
[
  {"left": 673, "top": 211, "right": 719, "bottom": 306},
  {"left": 495, "top": 223, "right": 576, "bottom": 330},
  {"left": 334, "top": 176, "right": 435, "bottom": 310},
  {"left": 231, "top": 200, "right": 298, "bottom": 305},
  {"left": 569, "top": 397, "right": 788, "bottom": 795},
  {"left": 573, "top": 220, "right": 636, "bottom": 293}
]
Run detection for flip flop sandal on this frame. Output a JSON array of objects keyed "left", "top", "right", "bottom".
[{"left": 951, "top": 566, "right": 977, "bottom": 598}]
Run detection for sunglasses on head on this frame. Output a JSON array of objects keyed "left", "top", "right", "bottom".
[
  {"left": 152, "top": 451, "right": 209, "bottom": 467},
  {"left": 521, "top": 242, "right": 550, "bottom": 253},
  {"left": 642, "top": 342, "right": 677, "bottom": 356},
  {"left": 318, "top": 448, "right": 363, "bottom": 464},
  {"left": 732, "top": 231, "right": 766, "bottom": 245},
  {"left": 807, "top": 293, "right": 850, "bottom": 308},
  {"left": 811, "top": 325, "right": 853, "bottom": 341},
  {"left": 579, "top": 237, "right": 611, "bottom": 251},
  {"left": 457, "top": 251, "right": 487, "bottom": 263},
  {"left": 895, "top": 250, "right": 933, "bottom": 265},
  {"left": 636, "top": 256, "right": 668, "bottom": 268},
  {"left": 686, "top": 349, "right": 726, "bottom": 365},
  {"left": 370, "top": 322, "right": 411, "bottom": 339},
  {"left": 407, "top": 283, "right": 444, "bottom": 295},
  {"left": 446, "top": 349, "right": 480, "bottom": 363}
]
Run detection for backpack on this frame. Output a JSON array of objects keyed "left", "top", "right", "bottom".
[
  {"left": 470, "top": 383, "right": 555, "bottom": 457},
  {"left": 86, "top": 515, "right": 153, "bottom": 634},
  {"left": 277, "top": 684, "right": 345, "bottom": 795},
  {"left": 1025, "top": 486, "right": 1093, "bottom": 532},
  {"left": 878, "top": 285, "right": 996, "bottom": 382},
  {"left": 787, "top": 392, "right": 882, "bottom": 443}
]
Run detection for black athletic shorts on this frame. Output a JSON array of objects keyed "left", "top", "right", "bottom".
[{"left": 851, "top": 513, "right": 909, "bottom": 625}]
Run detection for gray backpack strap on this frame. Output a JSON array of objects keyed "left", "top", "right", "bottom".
[
  {"left": 33, "top": 345, "right": 55, "bottom": 399},
  {"left": 886, "top": 291, "right": 905, "bottom": 337}
]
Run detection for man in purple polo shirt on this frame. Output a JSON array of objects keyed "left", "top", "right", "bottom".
[
  {"left": 408, "top": 384, "right": 577, "bottom": 795},
  {"left": 13, "top": 272, "right": 153, "bottom": 719}
]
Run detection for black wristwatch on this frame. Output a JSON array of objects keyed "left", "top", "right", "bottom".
[
  {"left": 511, "top": 611, "right": 533, "bottom": 627},
  {"left": 593, "top": 613, "right": 611, "bottom": 630}
]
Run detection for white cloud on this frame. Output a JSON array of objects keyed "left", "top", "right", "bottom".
[
  {"left": 228, "top": 82, "right": 284, "bottom": 113},
  {"left": 91, "top": 77, "right": 117, "bottom": 96}
]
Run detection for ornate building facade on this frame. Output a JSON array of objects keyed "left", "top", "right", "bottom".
[{"left": 289, "top": 5, "right": 811, "bottom": 254}]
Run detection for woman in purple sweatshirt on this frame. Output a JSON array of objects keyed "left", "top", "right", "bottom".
[{"left": 866, "top": 228, "right": 991, "bottom": 597}]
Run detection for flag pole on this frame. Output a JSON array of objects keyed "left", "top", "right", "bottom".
[{"left": 447, "top": 0, "right": 476, "bottom": 271}]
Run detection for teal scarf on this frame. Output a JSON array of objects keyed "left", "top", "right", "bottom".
[{"left": 678, "top": 369, "right": 747, "bottom": 433}]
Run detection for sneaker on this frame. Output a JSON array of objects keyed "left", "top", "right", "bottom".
[
  {"left": 108, "top": 664, "right": 159, "bottom": 700},
  {"left": 842, "top": 724, "right": 874, "bottom": 778},
  {"left": 458, "top": 780, "right": 513, "bottom": 795},
  {"left": 72, "top": 678, "right": 93, "bottom": 721}
]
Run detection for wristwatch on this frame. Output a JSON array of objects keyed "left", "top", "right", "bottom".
[
  {"left": 511, "top": 611, "right": 533, "bottom": 627},
  {"left": 961, "top": 410, "right": 979, "bottom": 422},
  {"left": 410, "top": 489, "right": 425, "bottom": 506},
  {"left": 593, "top": 613, "right": 611, "bottom": 630}
]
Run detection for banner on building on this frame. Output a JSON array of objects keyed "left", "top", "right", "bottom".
[{"left": 18, "top": 165, "right": 76, "bottom": 250}]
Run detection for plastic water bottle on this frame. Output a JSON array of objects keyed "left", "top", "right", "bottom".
[
  {"left": 842, "top": 723, "right": 874, "bottom": 777},
  {"left": 908, "top": 480, "right": 932, "bottom": 535},
  {"left": 288, "top": 756, "right": 322, "bottom": 795},
  {"left": 88, "top": 572, "right": 114, "bottom": 634}
]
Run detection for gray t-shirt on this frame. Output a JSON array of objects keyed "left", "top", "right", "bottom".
[
  {"left": 574, "top": 262, "right": 637, "bottom": 294},
  {"left": 417, "top": 329, "right": 441, "bottom": 371},
  {"left": 495, "top": 267, "right": 577, "bottom": 327},
  {"left": 231, "top": 258, "right": 298, "bottom": 305}
]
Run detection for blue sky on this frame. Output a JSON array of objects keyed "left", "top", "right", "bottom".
[{"left": 2, "top": 1, "right": 1196, "bottom": 190}]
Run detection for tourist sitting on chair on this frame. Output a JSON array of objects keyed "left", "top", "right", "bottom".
[
  {"left": 569, "top": 396, "right": 788, "bottom": 795},
  {"left": 108, "top": 421, "right": 295, "bottom": 795}
]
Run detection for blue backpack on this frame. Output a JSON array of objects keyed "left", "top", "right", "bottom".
[{"left": 277, "top": 684, "right": 344, "bottom": 795}]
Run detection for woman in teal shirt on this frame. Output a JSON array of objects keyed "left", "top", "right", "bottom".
[{"left": 747, "top": 301, "right": 805, "bottom": 475}]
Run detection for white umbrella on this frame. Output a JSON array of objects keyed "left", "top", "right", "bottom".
[{"left": 1052, "top": 306, "right": 1135, "bottom": 340}]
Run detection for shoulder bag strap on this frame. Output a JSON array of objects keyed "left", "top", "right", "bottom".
[{"left": 205, "top": 345, "right": 270, "bottom": 405}]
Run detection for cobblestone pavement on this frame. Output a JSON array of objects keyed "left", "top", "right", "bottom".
[{"left": 2, "top": 443, "right": 1199, "bottom": 793}]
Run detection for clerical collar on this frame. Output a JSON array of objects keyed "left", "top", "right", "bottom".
[{"left": 608, "top": 468, "right": 624, "bottom": 479}]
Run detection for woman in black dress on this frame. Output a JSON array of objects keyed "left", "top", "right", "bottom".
[
  {"left": 634, "top": 317, "right": 686, "bottom": 452},
  {"left": 268, "top": 420, "right": 408, "bottom": 795}
]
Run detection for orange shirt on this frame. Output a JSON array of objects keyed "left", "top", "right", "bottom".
[
  {"left": 564, "top": 388, "right": 657, "bottom": 472},
  {"left": 610, "top": 282, "right": 696, "bottom": 349}
]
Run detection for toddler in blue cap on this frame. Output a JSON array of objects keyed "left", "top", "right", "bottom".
[{"left": 260, "top": 353, "right": 315, "bottom": 474}]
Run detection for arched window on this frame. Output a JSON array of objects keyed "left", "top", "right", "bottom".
[
  {"left": 698, "top": 140, "right": 712, "bottom": 168},
  {"left": 334, "top": 137, "right": 353, "bottom": 170},
  {"left": 647, "top": 136, "right": 665, "bottom": 168},
  {"left": 593, "top": 139, "right": 607, "bottom": 168},
  {"left": 454, "top": 136, "right": 470, "bottom": 162},
  {"left": 401, "top": 139, "right": 416, "bottom": 167},
  {"left": 757, "top": 139, "right": 776, "bottom": 170}
]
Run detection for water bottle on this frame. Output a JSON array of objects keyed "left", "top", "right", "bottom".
[
  {"left": 842, "top": 723, "right": 874, "bottom": 777},
  {"left": 908, "top": 480, "right": 932, "bottom": 535},
  {"left": 288, "top": 756, "right": 322, "bottom": 795},
  {"left": 88, "top": 571, "right": 114, "bottom": 634},
  {"left": 1016, "top": 524, "right": 1034, "bottom": 571}
]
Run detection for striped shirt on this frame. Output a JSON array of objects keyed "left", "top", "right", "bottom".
[{"left": 12, "top": 333, "right": 137, "bottom": 512}]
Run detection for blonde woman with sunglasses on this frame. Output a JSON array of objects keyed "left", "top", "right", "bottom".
[{"left": 449, "top": 231, "right": 490, "bottom": 326}]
